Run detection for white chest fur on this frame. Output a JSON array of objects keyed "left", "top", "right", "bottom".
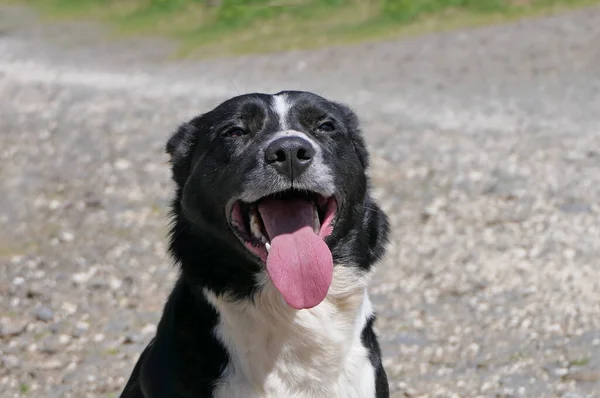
[{"left": 204, "top": 266, "right": 377, "bottom": 398}]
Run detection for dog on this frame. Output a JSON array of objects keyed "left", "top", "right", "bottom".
[{"left": 119, "top": 91, "right": 390, "bottom": 398}]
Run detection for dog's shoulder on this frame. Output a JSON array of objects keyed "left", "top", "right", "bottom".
[{"left": 121, "top": 278, "right": 230, "bottom": 397}]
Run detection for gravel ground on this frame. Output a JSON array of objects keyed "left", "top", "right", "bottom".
[{"left": 1, "top": 5, "right": 599, "bottom": 397}]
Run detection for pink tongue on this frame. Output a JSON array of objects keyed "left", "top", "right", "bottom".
[{"left": 258, "top": 198, "right": 333, "bottom": 309}]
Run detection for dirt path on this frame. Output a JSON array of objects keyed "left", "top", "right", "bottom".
[{"left": 1, "top": 5, "right": 599, "bottom": 397}]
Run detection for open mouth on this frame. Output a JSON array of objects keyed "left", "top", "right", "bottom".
[{"left": 229, "top": 190, "right": 337, "bottom": 310}]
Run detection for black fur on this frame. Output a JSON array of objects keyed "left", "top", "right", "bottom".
[
  {"left": 120, "top": 91, "right": 390, "bottom": 397},
  {"left": 361, "top": 316, "right": 390, "bottom": 398}
]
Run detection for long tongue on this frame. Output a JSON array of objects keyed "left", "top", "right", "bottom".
[{"left": 258, "top": 198, "right": 333, "bottom": 309}]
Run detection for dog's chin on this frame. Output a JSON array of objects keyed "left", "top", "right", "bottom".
[{"left": 227, "top": 189, "right": 338, "bottom": 310}]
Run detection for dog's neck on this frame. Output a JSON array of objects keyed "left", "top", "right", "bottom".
[{"left": 203, "top": 265, "right": 376, "bottom": 397}]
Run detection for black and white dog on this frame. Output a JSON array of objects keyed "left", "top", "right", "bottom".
[{"left": 120, "top": 91, "right": 390, "bottom": 398}]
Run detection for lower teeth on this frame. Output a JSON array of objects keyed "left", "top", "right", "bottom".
[{"left": 265, "top": 242, "right": 271, "bottom": 252}]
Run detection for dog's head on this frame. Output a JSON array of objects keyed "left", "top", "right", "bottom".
[{"left": 167, "top": 91, "right": 389, "bottom": 309}]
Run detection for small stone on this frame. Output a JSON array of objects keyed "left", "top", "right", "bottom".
[
  {"left": 39, "top": 358, "right": 64, "bottom": 370},
  {"left": 60, "top": 231, "right": 74, "bottom": 242},
  {"left": 48, "top": 199, "right": 61, "bottom": 210},
  {"left": 61, "top": 301, "right": 78, "bottom": 315},
  {"left": 39, "top": 339, "right": 59, "bottom": 354},
  {"left": 123, "top": 333, "right": 143, "bottom": 344},
  {"left": 72, "top": 272, "right": 92, "bottom": 284},
  {"left": 141, "top": 323, "right": 156, "bottom": 335},
  {"left": 559, "top": 202, "right": 592, "bottom": 214},
  {"left": 115, "top": 159, "right": 131, "bottom": 170},
  {"left": 85, "top": 198, "right": 103, "bottom": 209},
  {"left": 93, "top": 333, "right": 105, "bottom": 342},
  {"left": 422, "top": 197, "right": 447, "bottom": 218},
  {"left": 566, "top": 367, "right": 600, "bottom": 382},
  {"left": 73, "top": 321, "right": 89, "bottom": 337},
  {"left": 0, "top": 320, "right": 27, "bottom": 337},
  {"left": 554, "top": 367, "right": 569, "bottom": 377},
  {"left": 58, "top": 334, "right": 71, "bottom": 345},
  {"left": 109, "top": 278, "right": 123, "bottom": 290},
  {"left": 89, "top": 279, "right": 109, "bottom": 290},
  {"left": 13, "top": 276, "right": 25, "bottom": 286},
  {"left": 2, "top": 355, "right": 20, "bottom": 369},
  {"left": 62, "top": 371, "right": 78, "bottom": 384},
  {"left": 26, "top": 283, "right": 46, "bottom": 299},
  {"left": 34, "top": 306, "right": 54, "bottom": 322},
  {"left": 10, "top": 255, "right": 24, "bottom": 264}
]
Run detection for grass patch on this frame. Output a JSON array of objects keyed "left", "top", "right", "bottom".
[
  {"left": 0, "top": 242, "right": 37, "bottom": 258},
  {"left": 3, "top": 0, "right": 600, "bottom": 57},
  {"left": 569, "top": 357, "right": 590, "bottom": 367},
  {"left": 19, "top": 383, "right": 29, "bottom": 394},
  {"left": 102, "top": 347, "right": 121, "bottom": 356}
]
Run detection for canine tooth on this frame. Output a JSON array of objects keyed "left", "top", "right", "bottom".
[
  {"left": 265, "top": 242, "right": 271, "bottom": 252},
  {"left": 250, "top": 213, "right": 263, "bottom": 239},
  {"left": 313, "top": 206, "right": 320, "bottom": 234}
]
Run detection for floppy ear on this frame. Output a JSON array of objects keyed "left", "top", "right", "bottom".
[
  {"left": 334, "top": 102, "right": 369, "bottom": 169},
  {"left": 363, "top": 196, "right": 390, "bottom": 264},
  {"left": 166, "top": 122, "right": 197, "bottom": 186}
]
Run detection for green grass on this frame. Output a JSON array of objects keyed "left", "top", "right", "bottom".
[
  {"left": 569, "top": 357, "right": 590, "bottom": 367},
  {"left": 102, "top": 347, "right": 121, "bottom": 356},
  {"left": 4, "top": 0, "right": 600, "bottom": 57}
]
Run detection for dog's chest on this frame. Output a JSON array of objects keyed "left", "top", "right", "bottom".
[{"left": 205, "top": 271, "right": 377, "bottom": 398}]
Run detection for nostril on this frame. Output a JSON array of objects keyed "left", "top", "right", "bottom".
[
  {"left": 297, "top": 148, "right": 313, "bottom": 161},
  {"left": 266, "top": 148, "right": 287, "bottom": 163},
  {"left": 275, "top": 150, "right": 286, "bottom": 162}
]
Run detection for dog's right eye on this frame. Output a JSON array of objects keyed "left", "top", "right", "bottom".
[
  {"left": 223, "top": 127, "right": 246, "bottom": 138},
  {"left": 316, "top": 122, "right": 335, "bottom": 132}
]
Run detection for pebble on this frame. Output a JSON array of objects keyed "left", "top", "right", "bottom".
[
  {"left": 554, "top": 368, "right": 569, "bottom": 377},
  {"left": 73, "top": 321, "right": 90, "bottom": 337},
  {"left": 141, "top": 324, "right": 156, "bottom": 335},
  {"left": 114, "top": 159, "right": 132, "bottom": 170},
  {"left": 123, "top": 333, "right": 143, "bottom": 344},
  {"left": 89, "top": 279, "right": 109, "bottom": 290},
  {"left": 565, "top": 367, "right": 600, "bottom": 382},
  {"left": 58, "top": 334, "right": 72, "bottom": 345},
  {"left": 2, "top": 355, "right": 21, "bottom": 369},
  {"left": 559, "top": 202, "right": 592, "bottom": 214},
  {"left": 12, "top": 276, "right": 25, "bottom": 286},
  {"left": 26, "top": 284, "right": 46, "bottom": 298},
  {"left": 39, "top": 340, "right": 59, "bottom": 354},
  {"left": 60, "top": 231, "right": 75, "bottom": 242},
  {"left": 34, "top": 306, "right": 54, "bottom": 322},
  {"left": 0, "top": 320, "right": 27, "bottom": 337},
  {"left": 40, "top": 358, "right": 64, "bottom": 370}
]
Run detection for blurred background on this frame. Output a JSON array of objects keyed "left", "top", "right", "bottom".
[{"left": 1, "top": 1, "right": 599, "bottom": 397}]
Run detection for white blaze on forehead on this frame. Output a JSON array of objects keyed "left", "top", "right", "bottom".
[{"left": 272, "top": 93, "right": 290, "bottom": 131}]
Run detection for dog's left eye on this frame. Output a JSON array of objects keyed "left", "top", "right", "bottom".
[
  {"left": 223, "top": 127, "right": 246, "bottom": 138},
  {"left": 317, "top": 122, "right": 335, "bottom": 132}
]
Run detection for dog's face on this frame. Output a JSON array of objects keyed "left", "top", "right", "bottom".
[{"left": 167, "top": 91, "right": 388, "bottom": 309}]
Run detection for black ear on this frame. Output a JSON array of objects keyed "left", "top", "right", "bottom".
[
  {"left": 334, "top": 102, "right": 369, "bottom": 169},
  {"left": 166, "top": 123, "right": 197, "bottom": 186},
  {"left": 363, "top": 196, "right": 390, "bottom": 264}
]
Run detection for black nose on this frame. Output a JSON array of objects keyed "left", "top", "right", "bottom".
[{"left": 264, "top": 136, "right": 315, "bottom": 180}]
